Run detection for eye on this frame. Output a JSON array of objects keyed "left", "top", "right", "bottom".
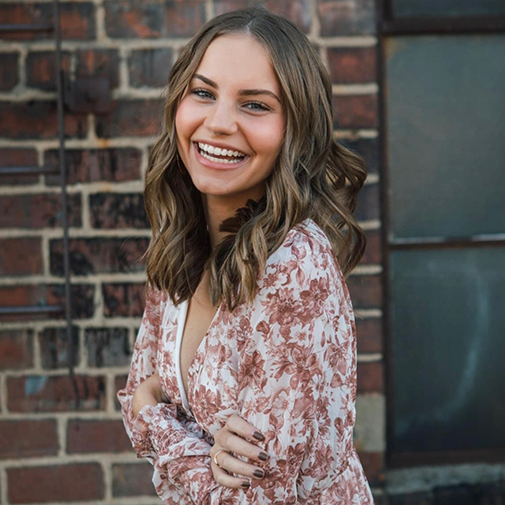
[
  {"left": 190, "top": 88, "right": 215, "bottom": 100},
  {"left": 243, "top": 101, "right": 271, "bottom": 112}
]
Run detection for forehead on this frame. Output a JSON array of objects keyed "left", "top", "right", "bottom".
[{"left": 195, "top": 34, "right": 280, "bottom": 92}]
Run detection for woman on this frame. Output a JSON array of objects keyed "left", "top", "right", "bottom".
[{"left": 118, "top": 7, "right": 374, "bottom": 504}]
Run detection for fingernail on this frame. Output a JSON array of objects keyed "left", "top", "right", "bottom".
[
  {"left": 258, "top": 451, "right": 268, "bottom": 461},
  {"left": 241, "top": 481, "right": 251, "bottom": 489},
  {"left": 254, "top": 469, "right": 265, "bottom": 479},
  {"left": 253, "top": 431, "right": 265, "bottom": 441}
]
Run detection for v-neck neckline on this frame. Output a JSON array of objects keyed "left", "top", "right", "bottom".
[{"left": 175, "top": 299, "right": 222, "bottom": 415}]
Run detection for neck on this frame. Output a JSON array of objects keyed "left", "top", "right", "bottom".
[
  {"left": 202, "top": 190, "right": 264, "bottom": 249},
  {"left": 203, "top": 197, "right": 231, "bottom": 249}
]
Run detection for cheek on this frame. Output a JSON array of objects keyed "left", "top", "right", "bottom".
[
  {"left": 175, "top": 99, "right": 198, "bottom": 143},
  {"left": 257, "top": 122, "right": 284, "bottom": 159},
  {"left": 174, "top": 105, "right": 188, "bottom": 142}
]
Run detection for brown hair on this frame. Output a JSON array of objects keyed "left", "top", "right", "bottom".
[{"left": 144, "top": 7, "right": 367, "bottom": 310}]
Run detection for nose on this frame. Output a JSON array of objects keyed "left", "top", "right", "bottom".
[{"left": 204, "top": 99, "right": 238, "bottom": 135}]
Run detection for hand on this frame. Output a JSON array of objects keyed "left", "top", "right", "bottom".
[
  {"left": 132, "top": 372, "right": 168, "bottom": 418},
  {"left": 210, "top": 414, "right": 269, "bottom": 489}
]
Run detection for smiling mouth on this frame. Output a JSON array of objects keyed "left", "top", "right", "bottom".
[{"left": 196, "top": 142, "right": 247, "bottom": 164}]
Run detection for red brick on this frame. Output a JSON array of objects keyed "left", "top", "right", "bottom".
[
  {"left": 0, "top": 148, "right": 39, "bottom": 185},
  {"left": 357, "top": 451, "right": 385, "bottom": 486},
  {"left": 328, "top": 47, "right": 377, "bottom": 84},
  {"left": 360, "top": 229, "right": 382, "bottom": 265},
  {"left": 115, "top": 374, "right": 128, "bottom": 411},
  {"left": 0, "top": 237, "right": 43, "bottom": 276},
  {"left": 318, "top": 0, "right": 376, "bottom": 36},
  {"left": 347, "top": 275, "right": 383, "bottom": 309},
  {"left": 0, "top": 102, "right": 87, "bottom": 140},
  {"left": 355, "top": 182, "right": 380, "bottom": 221},
  {"left": 0, "top": 193, "right": 81, "bottom": 229},
  {"left": 7, "top": 375, "right": 106, "bottom": 412},
  {"left": 103, "top": 283, "right": 145, "bottom": 317},
  {"left": 59, "top": 3, "right": 96, "bottom": 40},
  {"left": 75, "top": 48, "right": 119, "bottom": 88},
  {"left": 104, "top": 0, "right": 205, "bottom": 38},
  {"left": 112, "top": 462, "right": 157, "bottom": 497},
  {"left": 50, "top": 237, "right": 148, "bottom": 276},
  {"left": 0, "top": 148, "right": 38, "bottom": 167},
  {"left": 357, "top": 361, "right": 384, "bottom": 393},
  {"left": 214, "top": 0, "right": 312, "bottom": 33},
  {"left": 0, "top": 284, "right": 94, "bottom": 321},
  {"left": 67, "top": 419, "right": 132, "bottom": 453},
  {"left": 38, "top": 327, "right": 79, "bottom": 370},
  {"left": 48, "top": 284, "right": 95, "bottom": 319},
  {"left": 89, "top": 192, "right": 148, "bottom": 229},
  {"left": 0, "top": 3, "right": 96, "bottom": 41},
  {"left": 0, "top": 330, "right": 33, "bottom": 369},
  {"left": 44, "top": 147, "right": 141, "bottom": 185},
  {"left": 26, "top": 51, "right": 70, "bottom": 91},
  {"left": 0, "top": 3, "right": 54, "bottom": 41},
  {"left": 0, "top": 420, "right": 58, "bottom": 459},
  {"left": 0, "top": 53, "right": 19, "bottom": 91},
  {"left": 129, "top": 48, "right": 173, "bottom": 88},
  {"left": 95, "top": 99, "right": 163, "bottom": 138},
  {"left": 8, "top": 464, "right": 103, "bottom": 503},
  {"left": 333, "top": 94, "right": 378, "bottom": 129},
  {"left": 356, "top": 317, "right": 383, "bottom": 353},
  {"left": 85, "top": 327, "right": 131, "bottom": 367}
]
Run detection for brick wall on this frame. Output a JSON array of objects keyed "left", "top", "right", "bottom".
[{"left": 0, "top": 1, "right": 384, "bottom": 503}]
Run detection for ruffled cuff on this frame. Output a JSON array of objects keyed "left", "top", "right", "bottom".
[{"left": 130, "top": 402, "right": 178, "bottom": 458}]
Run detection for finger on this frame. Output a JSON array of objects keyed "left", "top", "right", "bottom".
[
  {"left": 226, "top": 414, "right": 265, "bottom": 442},
  {"left": 221, "top": 431, "right": 269, "bottom": 464},
  {"left": 213, "top": 449, "right": 266, "bottom": 481},
  {"left": 211, "top": 457, "right": 251, "bottom": 490}
]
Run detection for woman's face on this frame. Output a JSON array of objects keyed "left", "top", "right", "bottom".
[{"left": 175, "top": 34, "right": 285, "bottom": 207}]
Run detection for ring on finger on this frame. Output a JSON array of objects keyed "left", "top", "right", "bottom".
[{"left": 213, "top": 449, "right": 229, "bottom": 467}]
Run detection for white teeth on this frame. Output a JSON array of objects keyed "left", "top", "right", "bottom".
[
  {"left": 199, "top": 151, "right": 243, "bottom": 164},
  {"left": 197, "top": 142, "right": 245, "bottom": 158}
]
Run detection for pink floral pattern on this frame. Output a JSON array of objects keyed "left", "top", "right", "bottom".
[{"left": 118, "top": 219, "right": 374, "bottom": 504}]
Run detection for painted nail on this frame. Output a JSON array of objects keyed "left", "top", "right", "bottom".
[
  {"left": 253, "top": 469, "right": 265, "bottom": 479},
  {"left": 241, "top": 481, "right": 251, "bottom": 489},
  {"left": 253, "top": 431, "right": 265, "bottom": 441},
  {"left": 258, "top": 451, "right": 268, "bottom": 461}
]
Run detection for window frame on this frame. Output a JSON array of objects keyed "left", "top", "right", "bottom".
[
  {"left": 381, "top": 0, "right": 505, "bottom": 34},
  {"left": 378, "top": 0, "right": 505, "bottom": 468}
]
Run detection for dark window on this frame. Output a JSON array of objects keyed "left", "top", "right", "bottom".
[{"left": 382, "top": 0, "right": 505, "bottom": 467}]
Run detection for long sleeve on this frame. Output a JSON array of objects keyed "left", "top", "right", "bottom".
[
  {"left": 117, "top": 286, "right": 220, "bottom": 504},
  {"left": 207, "top": 226, "right": 360, "bottom": 504}
]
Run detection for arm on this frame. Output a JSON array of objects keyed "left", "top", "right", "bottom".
[
  {"left": 210, "top": 231, "right": 357, "bottom": 504},
  {"left": 117, "top": 286, "right": 220, "bottom": 504}
]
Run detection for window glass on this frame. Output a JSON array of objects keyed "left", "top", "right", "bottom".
[
  {"left": 385, "top": 35, "right": 505, "bottom": 240},
  {"left": 392, "top": 0, "right": 505, "bottom": 18},
  {"left": 390, "top": 247, "right": 505, "bottom": 453}
]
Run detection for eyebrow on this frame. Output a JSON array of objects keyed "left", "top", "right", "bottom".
[{"left": 193, "top": 73, "right": 281, "bottom": 104}]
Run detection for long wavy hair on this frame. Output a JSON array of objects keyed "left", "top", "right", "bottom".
[{"left": 144, "top": 7, "right": 367, "bottom": 311}]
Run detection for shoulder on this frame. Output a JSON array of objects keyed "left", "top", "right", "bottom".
[
  {"left": 259, "top": 218, "right": 341, "bottom": 291},
  {"left": 249, "top": 220, "right": 346, "bottom": 352}
]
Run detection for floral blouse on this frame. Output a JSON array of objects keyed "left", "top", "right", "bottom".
[{"left": 118, "top": 219, "right": 374, "bottom": 504}]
